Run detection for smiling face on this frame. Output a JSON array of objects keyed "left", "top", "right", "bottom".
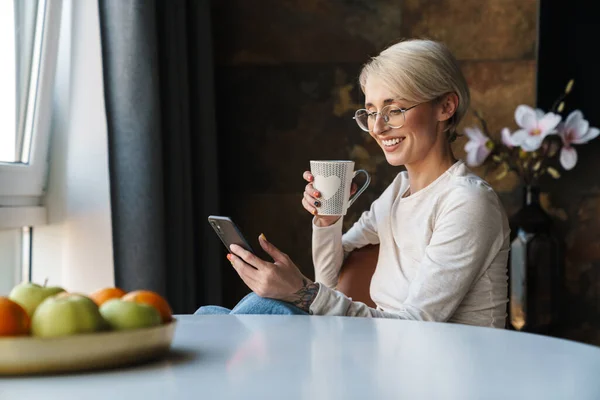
[{"left": 364, "top": 78, "right": 455, "bottom": 168}]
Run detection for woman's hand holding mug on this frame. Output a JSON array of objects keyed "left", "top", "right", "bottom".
[{"left": 302, "top": 171, "right": 357, "bottom": 227}]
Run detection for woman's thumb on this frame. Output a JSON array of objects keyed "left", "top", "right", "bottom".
[{"left": 258, "top": 233, "right": 285, "bottom": 262}]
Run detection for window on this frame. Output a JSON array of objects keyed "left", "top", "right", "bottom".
[
  {"left": 0, "top": 2, "right": 17, "bottom": 163},
  {"left": 0, "top": 0, "right": 61, "bottom": 208},
  {"left": 1, "top": 0, "right": 62, "bottom": 288},
  {"left": 0, "top": 227, "right": 31, "bottom": 296}
]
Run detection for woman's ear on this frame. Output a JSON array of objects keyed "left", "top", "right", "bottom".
[{"left": 437, "top": 92, "right": 459, "bottom": 122}]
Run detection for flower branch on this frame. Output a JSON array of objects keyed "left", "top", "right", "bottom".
[{"left": 463, "top": 79, "right": 599, "bottom": 186}]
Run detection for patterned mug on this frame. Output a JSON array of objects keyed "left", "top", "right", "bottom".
[{"left": 310, "top": 160, "right": 371, "bottom": 216}]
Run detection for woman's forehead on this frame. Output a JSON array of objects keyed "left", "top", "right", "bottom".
[{"left": 364, "top": 78, "right": 407, "bottom": 105}]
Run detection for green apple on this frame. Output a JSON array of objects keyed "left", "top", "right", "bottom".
[
  {"left": 99, "top": 299, "right": 161, "bottom": 331},
  {"left": 31, "top": 293, "right": 106, "bottom": 337},
  {"left": 9, "top": 282, "right": 65, "bottom": 317}
]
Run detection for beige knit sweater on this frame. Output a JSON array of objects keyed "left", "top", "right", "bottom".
[{"left": 309, "top": 161, "right": 510, "bottom": 328}]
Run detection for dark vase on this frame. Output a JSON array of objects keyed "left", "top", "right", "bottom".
[{"left": 508, "top": 185, "right": 563, "bottom": 333}]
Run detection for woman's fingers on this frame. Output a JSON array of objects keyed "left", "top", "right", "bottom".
[
  {"left": 230, "top": 244, "right": 267, "bottom": 270},
  {"left": 305, "top": 183, "right": 321, "bottom": 197},
  {"left": 303, "top": 181, "right": 321, "bottom": 216},
  {"left": 351, "top": 182, "right": 358, "bottom": 196},
  {"left": 302, "top": 196, "right": 318, "bottom": 215},
  {"left": 258, "top": 234, "right": 288, "bottom": 264},
  {"left": 304, "top": 192, "right": 321, "bottom": 210},
  {"left": 303, "top": 171, "right": 314, "bottom": 182},
  {"left": 228, "top": 253, "right": 259, "bottom": 289},
  {"left": 305, "top": 183, "right": 320, "bottom": 199}
]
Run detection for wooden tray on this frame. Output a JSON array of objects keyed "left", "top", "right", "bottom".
[{"left": 0, "top": 320, "right": 177, "bottom": 375}]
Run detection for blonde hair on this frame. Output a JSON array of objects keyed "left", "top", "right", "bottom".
[{"left": 359, "top": 39, "right": 470, "bottom": 141}]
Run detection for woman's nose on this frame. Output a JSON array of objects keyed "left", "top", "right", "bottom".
[{"left": 372, "top": 114, "right": 389, "bottom": 135}]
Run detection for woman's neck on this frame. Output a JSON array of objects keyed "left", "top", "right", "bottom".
[{"left": 405, "top": 146, "right": 457, "bottom": 195}]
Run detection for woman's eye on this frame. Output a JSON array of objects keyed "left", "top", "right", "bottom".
[{"left": 388, "top": 109, "right": 403, "bottom": 116}]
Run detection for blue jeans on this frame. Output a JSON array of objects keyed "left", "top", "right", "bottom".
[{"left": 194, "top": 293, "right": 308, "bottom": 316}]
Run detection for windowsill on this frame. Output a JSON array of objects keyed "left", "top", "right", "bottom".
[{"left": 0, "top": 206, "right": 46, "bottom": 229}]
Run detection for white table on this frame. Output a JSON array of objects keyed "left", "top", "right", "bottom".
[{"left": 2, "top": 315, "right": 600, "bottom": 399}]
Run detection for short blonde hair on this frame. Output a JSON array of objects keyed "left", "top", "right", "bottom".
[{"left": 359, "top": 39, "right": 470, "bottom": 139}]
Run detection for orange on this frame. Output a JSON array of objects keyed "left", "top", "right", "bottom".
[
  {"left": 0, "top": 297, "right": 31, "bottom": 336},
  {"left": 122, "top": 290, "right": 172, "bottom": 323},
  {"left": 89, "top": 287, "right": 127, "bottom": 306}
]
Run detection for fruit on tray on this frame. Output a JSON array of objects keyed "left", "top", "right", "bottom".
[
  {"left": 9, "top": 282, "right": 65, "bottom": 317},
  {"left": 31, "top": 293, "right": 107, "bottom": 338},
  {"left": 122, "top": 290, "right": 173, "bottom": 323},
  {"left": 0, "top": 297, "right": 31, "bottom": 337},
  {"left": 99, "top": 299, "right": 162, "bottom": 331},
  {"left": 0, "top": 282, "right": 174, "bottom": 338},
  {"left": 89, "top": 287, "right": 127, "bottom": 306}
]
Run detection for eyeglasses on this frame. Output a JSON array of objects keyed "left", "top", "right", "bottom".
[{"left": 353, "top": 103, "right": 421, "bottom": 132}]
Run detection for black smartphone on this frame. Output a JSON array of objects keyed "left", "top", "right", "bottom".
[{"left": 207, "top": 215, "right": 255, "bottom": 254}]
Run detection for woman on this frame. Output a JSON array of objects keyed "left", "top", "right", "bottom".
[{"left": 197, "top": 39, "right": 510, "bottom": 328}]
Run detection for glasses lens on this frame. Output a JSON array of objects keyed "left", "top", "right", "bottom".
[
  {"left": 383, "top": 105, "right": 405, "bottom": 129},
  {"left": 354, "top": 109, "right": 370, "bottom": 132}
]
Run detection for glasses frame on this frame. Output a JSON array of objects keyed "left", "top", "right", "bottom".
[{"left": 353, "top": 103, "right": 421, "bottom": 132}]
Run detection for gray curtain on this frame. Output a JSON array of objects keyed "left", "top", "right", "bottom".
[{"left": 98, "top": 0, "right": 222, "bottom": 313}]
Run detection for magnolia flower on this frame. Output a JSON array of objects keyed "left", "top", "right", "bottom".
[
  {"left": 511, "top": 105, "right": 561, "bottom": 151},
  {"left": 501, "top": 127, "right": 519, "bottom": 148},
  {"left": 464, "top": 127, "right": 493, "bottom": 167},
  {"left": 558, "top": 110, "right": 600, "bottom": 170}
]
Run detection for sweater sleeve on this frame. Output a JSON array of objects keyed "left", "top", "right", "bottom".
[
  {"left": 312, "top": 193, "right": 382, "bottom": 289},
  {"left": 311, "top": 217, "right": 345, "bottom": 288},
  {"left": 310, "top": 181, "right": 508, "bottom": 321}
]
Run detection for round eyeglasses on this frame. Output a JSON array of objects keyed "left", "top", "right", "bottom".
[{"left": 353, "top": 103, "right": 420, "bottom": 132}]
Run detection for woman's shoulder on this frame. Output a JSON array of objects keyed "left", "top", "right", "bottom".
[
  {"left": 379, "top": 170, "right": 410, "bottom": 199},
  {"left": 436, "top": 162, "right": 510, "bottom": 245},
  {"left": 448, "top": 162, "right": 494, "bottom": 191},
  {"left": 439, "top": 162, "right": 505, "bottom": 214}
]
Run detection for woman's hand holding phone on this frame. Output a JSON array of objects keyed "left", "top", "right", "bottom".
[
  {"left": 302, "top": 171, "right": 357, "bottom": 227},
  {"left": 228, "top": 234, "right": 319, "bottom": 313}
]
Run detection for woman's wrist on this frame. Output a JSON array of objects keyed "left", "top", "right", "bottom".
[
  {"left": 283, "top": 279, "right": 320, "bottom": 313},
  {"left": 314, "top": 216, "right": 341, "bottom": 227}
]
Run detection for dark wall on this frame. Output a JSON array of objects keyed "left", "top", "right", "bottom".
[
  {"left": 211, "top": 0, "right": 539, "bottom": 311},
  {"left": 203, "top": 0, "right": 535, "bottom": 317},
  {"left": 534, "top": 0, "right": 600, "bottom": 345}
]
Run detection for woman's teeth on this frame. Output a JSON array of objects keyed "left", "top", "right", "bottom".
[{"left": 382, "top": 138, "right": 403, "bottom": 147}]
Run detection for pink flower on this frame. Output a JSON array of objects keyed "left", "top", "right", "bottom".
[
  {"left": 464, "top": 127, "right": 492, "bottom": 167},
  {"left": 510, "top": 105, "right": 561, "bottom": 151},
  {"left": 501, "top": 127, "right": 519, "bottom": 148},
  {"left": 558, "top": 110, "right": 600, "bottom": 170}
]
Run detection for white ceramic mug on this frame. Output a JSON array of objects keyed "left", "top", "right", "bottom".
[{"left": 310, "top": 160, "right": 371, "bottom": 216}]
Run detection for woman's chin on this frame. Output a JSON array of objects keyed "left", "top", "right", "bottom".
[{"left": 383, "top": 152, "right": 406, "bottom": 167}]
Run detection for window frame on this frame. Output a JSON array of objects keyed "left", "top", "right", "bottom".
[{"left": 0, "top": 0, "right": 62, "bottom": 226}]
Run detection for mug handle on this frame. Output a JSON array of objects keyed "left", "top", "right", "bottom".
[{"left": 347, "top": 169, "right": 371, "bottom": 208}]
